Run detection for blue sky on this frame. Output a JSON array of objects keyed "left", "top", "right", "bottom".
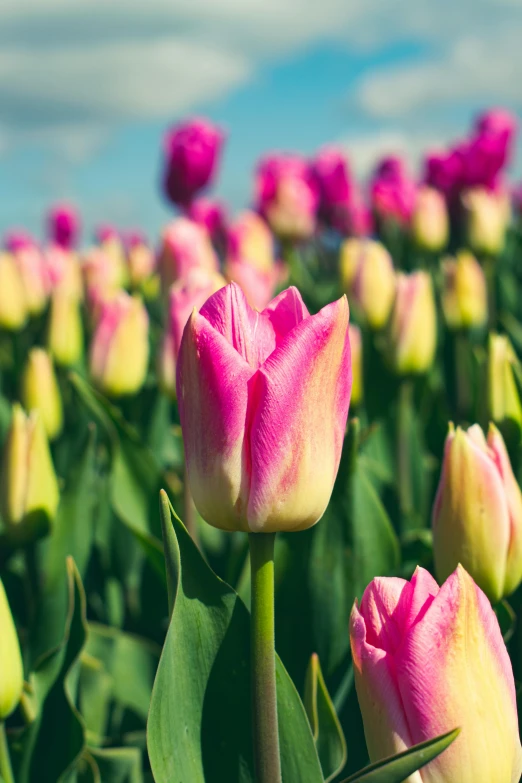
[{"left": 1, "top": 0, "right": 521, "bottom": 243}]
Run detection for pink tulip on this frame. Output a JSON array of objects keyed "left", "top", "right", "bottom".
[
  {"left": 313, "top": 147, "right": 354, "bottom": 234},
  {"left": 187, "top": 198, "right": 228, "bottom": 243},
  {"left": 47, "top": 203, "right": 80, "bottom": 249},
  {"left": 255, "top": 154, "right": 319, "bottom": 241},
  {"left": 370, "top": 156, "right": 417, "bottom": 226},
  {"left": 351, "top": 566, "right": 522, "bottom": 783},
  {"left": 4, "top": 230, "right": 36, "bottom": 253},
  {"left": 158, "top": 269, "right": 225, "bottom": 397},
  {"left": 177, "top": 283, "right": 351, "bottom": 532},
  {"left": 162, "top": 118, "right": 224, "bottom": 207},
  {"left": 158, "top": 218, "right": 219, "bottom": 294},
  {"left": 95, "top": 224, "right": 119, "bottom": 244}
]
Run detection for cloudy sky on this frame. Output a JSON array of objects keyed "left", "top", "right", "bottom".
[{"left": 1, "top": 0, "right": 521, "bottom": 241}]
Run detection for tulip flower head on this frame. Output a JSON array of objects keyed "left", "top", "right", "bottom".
[
  {"left": 351, "top": 566, "right": 522, "bottom": 783},
  {"left": 47, "top": 203, "right": 80, "bottom": 250},
  {"left": 21, "top": 349, "right": 64, "bottom": 441},
  {"left": 255, "top": 154, "right": 319, "bottom": 241},
  {"left": 158, "top": 218, "right": 219, "bottom": 294},
  {"left": 370, "top": 156, "right": 417, "bottom": 226},
  {"left": 349, "top": 324, "right": 363, "bottom": 407},
  {"left": 463, "top": 187, "right": 510, "bottom": 256},
  {"left": 387, "top": 271, "right": 437, "bottom": 375},
  {"left": 0, "top": 578, "right": 23, "bottom": 720},
  {"left": 441, "top": 250, "right": 487, "bottom": 330},
  {"left": 349, "top": 240, "right": 396, "bottom": 330},
  {"left": 411, "top": 185, "right": 449, "bottom": 252},
  {"left": 0, "top": 252, "right": 28, "bottom": 331},
  {"left": 187, "top": 198, "right": 228, "bottom": 244},
  {"left": 0, "top": 405, "right": 60, "bottom": 543},
  {"left": 177, "top": 283, "right": 351, "bottom": 532},
  {"left": 90, "top": 292, "right": 149, "bottom": 397},
  {"left": 433, "top": 422, "right": 522, "bottom": 603},
  {"left": 488, "top": 334, "right": 522, "bottom": 439},
  {"left": 313, "top": 146, "right": 355, "bottom": 234},
  {"left": 162, "top": 118, "right": 224, "bottom": 207},
  {"left": 123, "top": 232, "right": 156, "bottom": 287},
  {"left": 158, "top": 269, "right": 226, "bottom": 398}
]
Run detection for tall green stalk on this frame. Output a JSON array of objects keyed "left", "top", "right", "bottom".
[
  {"left": 0, "top": 723, "right": 14, "bottom": 783},
  {"left": 249, "top": 532, "right": 281, "bottom": 783},
  {"left": 397, "top": 379, "right": 414, "bottom": 529}
]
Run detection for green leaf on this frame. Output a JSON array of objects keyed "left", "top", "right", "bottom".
[
  {"left": 147, "top": 493, "right": 324, "bottom": 783},
  {"left": 340, "top": 728, "right": 460, "bottom": 783},
  {"left": 304, "top": 653, "right": 347, "bottom": 782},
  {"left": 15, "top": 558, "right": 88, "bottom": 783},
  {"left": 88, "top": 747, "right": 143, "bottom": 783}
]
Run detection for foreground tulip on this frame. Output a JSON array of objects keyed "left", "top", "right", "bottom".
[
  {"left": 0, "top": 252, "right": 27, "bottom": 330},
  {"left": 158, "top": 218, "right": 219, "bottom": 294},
  {"left": 463, "top": 187, "right": 510, "bottom": 256},
  {"left": 90, "top": 293, "right": 149, "bottom": 397},
  {"left": 411, "top": 185, "right": 449, "bottom": 252},
  {"left": 47, "top": 203, "right": 80, "bottom": 249},
  {"left": 441, "top": 250, "right": 487, "bottom": 330},
  {"left": 433, "top": 423, "right": 522, "bottom": 602},
  {"left": 488, "top": 334, "right": 522, "bottom": 435},
  {"left": 162, "top": 118, "right": 224, "bottom": 207},
  {"left": 0, "top": 405, "right": 60, "bottom": 543},
  {"left": 177, "top": 282, "right": 351, "bottom": 532},
  {"left": 351, "top": 566, "right": 522, "bottom": 783},
  {"left": 349, "top": 240, "right": 396, "bottom": 330},
  {"left": 349, "top": 324, "right": 363, "bottom": 407},
  {"left": 255, "top": 154, "right": 318, "bottom": 241},
  {"left": 387, "top": 271, "right": 436, "bottom": 375},
  {"left": 158, "top": 269, "right": 225, "bottom": 397},
  {"left": 21, "top": 349, "right": 63, "bottom": 441},
  {"left": 0, "top": 578, "right": 23, "bottom": 721}
]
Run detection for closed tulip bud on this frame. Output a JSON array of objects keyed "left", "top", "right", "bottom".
[
  {"left": 47, "top": 291, "right": 83, "bottom": 367},
  {"left": 387, "top": 271, "right": 437, "bottom": 375},
  {"left": 123, "top": 232, "right": 155, "bottom": 287},
  {"left": 158, "top": 218, "right": 219, "bottom": 294},
  {"left": 350, "top": 240, "right": 396, "bottom": 330},
  {"left": 349, "top": 324, "right": 363, "bottom": 407},
  {"left": 0, "top": 252, "right": 27, "bottom": 330},
  {"left": 158, "top": 269, "right": 226, "bottom": 398},
  {"left": 187, "top": 198, "right": 228, "bottom": 245},
  {"left": 339, "top": 238, "right": 363, "bottom": 291},
  {"left": 488, "top": 334, "right": 522, "bottom": 435},
  {"left": 177, "top": 283, "right": 352, "bottom": 532},
  {"left": 351, "top": 566, "right": 522, "bottom": 783},
  {"left": 441, "top": 250, "right": 488, "bottom": 330},
  {"left": 0, "top": 405, "right": 60, "bottom": 543},
  {"left": 432, "top": 423, "right": 522, "bottom": 603},
  {"left": 0, "top": 578, "right": 23, "bottom": 720},
  {"left": 7, "top": 236, "right": 49, "bottom": 316},
  {"left": 83, "top": 245, "right": 127, "bottom": 305},
  {"left": 411, "top": 185, "right": 449, "bottom": 252},
  {"left": 21, "top": 349, "right": 63, "bottom": 441},
  {"left": 46, "top": 246, "right": 83, "bottom": 302},
  {"left": 162, "top": 118, "right": 224, "bottom": 208},
  {"left": 255, "top": 154, "right": 319, "bottom": 241},
  {"left": 90, "top": 292, "right": 149, "bottom": 397},
  {"left": 47, "top": 203, "right": 80, "bottom": 250},
  {"left": 463, "top": 187, "right": 510, "bottom": 256}
]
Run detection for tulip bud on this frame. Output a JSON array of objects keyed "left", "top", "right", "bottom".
[
  {"left": 162, "top": 118, "right": 224, "bottom": 207},
  {"left": 90, "top": 293, "right": 149, "bottom": 397},
  {"left": 433, "top": 423, "right": 522, "bottom": 602},
  {"left": 339, "top": 238, "right": 362, "bottom": 292},
  {"left": 123, "top": 232, "right": 156, "bottom": 287},
  {"left": 370, "top": 156, "right": 417, "bottom": 226},
  {"left": 47, "top": 203, "right": 80, "bottom": 249},
  {"left": 441, "top": 250, "right": 487, "bottom": 330},
  {"left": 350, "top": 566, "right": 522, "bottom": 783},
  {"left": 463, "top": 187, "right": 510, "bottom": 256},
  {"left": 0, "top": 405, "right": 60, "bottom": 543},
  {"left": 411, "top": 185, "right": 449, "bottom": 252},
  {"left": 350, "top": 240, "right": 396, "bottom": 330},
  {"left": 177, "top": 283, "right": 352, "bottom": 532},
  {"left": 387, "top": 271, "right": 437, "bottom": 375},
  {"left": 82, "top": 244, "right": 127, "bottom": 305},
  {"left": 488, "top": 334, "right": 522, "bottom": 436},
  {"left": 47, "top": 291, "right": 83, "bottom": 367},
  {"left": 8, "top": 237, "right": 49, "bottom": 316},
  {"left": 46, "top": 246, "right": 83, "bottom": 302},
  {"left": 158, "top": 269, "right": 225, "bottom": 398},
  {"left": 158, "top": 218, "right": 219, "bottom": 294},
  {"left": 187, "top": 198, "right": 228, "bottom": 245},
  {"left": 255, "top": 154, "right": 318, "bottom": 241},
  {"left": 0, "top": 578, "right": 23, "bottom": 720},
  {"left": 21, "top": 349, "right": 63, "bottom": 441},
  {"left": 349, "top": 324, "right": 363, "bottom": 407},
  {"left": 0, "top": 252, "right": 27, "bottom": 330}
]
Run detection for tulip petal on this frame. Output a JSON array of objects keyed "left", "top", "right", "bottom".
[
  {"left": 359, "top": 577, "right": 408, "bottom": 654},
  {"left": 350, "top": 603, "right": 423, "bottom": 783},
  {"left": 262, "top": 285, "right": 309, "bottom": 337},
  {"left": 177, "top": 310, "right": 254, "bottom": 531},
  {"left": 395, "top": 566, "right": 522, "bottom": 783},
  {"left": 246, "top": 296, "right": 351, "bottom": 532}
]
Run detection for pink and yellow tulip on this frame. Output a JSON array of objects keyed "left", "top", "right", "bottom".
[
  {"left": 158, "top": 218, "right": 219, "bottom": 294},
  {"left": 0, "top": 578, "right": 23, "bottom": 720},
  {"left": 387, "top": 271, "right": 437, "bottom": 375},
  {"left": 177, "top": 283, "right": 351, "bottom": 532},
  {"left": 351, "top": 566, "right": 522, "bottom": 783},
  {"left": 441, "top": 250, "right": 487, "bottom": 330}
]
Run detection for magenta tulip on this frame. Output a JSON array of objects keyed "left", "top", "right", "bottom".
[
  {"left": 370, "top": 156, "right": 417, "bottom": 226},
  {"left": 255, "top": 154, "right": 319, "bottom": 241},
  {"left": 351, "top": 566, "right": 522, "bottom": 783},
  {"left": 177, "top": 283, "right": 351, "bottom": 532},
  {"left": 158, "top": 217, "right": 219, "bottom": 294},
  {"left": 162, "top": 118, "right": 224, "bottom": 207},
  {"left": 47, "top": 203, "right": 80, "bottom": 249}
]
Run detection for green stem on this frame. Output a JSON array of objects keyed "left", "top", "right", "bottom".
[
  {"left": 0, "top": 723, "right": 15, "bottom": 783},
  {"left": 455, "top": 330, "right": 470, "bottom": 422},
  {"left": 397, "top": 379, "right": 414, "bottom": 528},
  {"left": 484, "top": 257, "right": 497, "bottom": 331},
  {"left": 249, "top": 532, "right": 281, "bottom": 783}
]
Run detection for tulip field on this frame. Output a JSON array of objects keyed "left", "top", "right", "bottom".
[{"left": 2, "top": 108, "right": 522, "bottom": 783}]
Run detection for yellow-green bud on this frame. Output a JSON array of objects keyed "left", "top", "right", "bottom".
[
  {"left": 21, "top": 349, "right": 64, "bottom": 441},
  {"left": 0, "top": 578, "right": 23, "bottom": 719}
]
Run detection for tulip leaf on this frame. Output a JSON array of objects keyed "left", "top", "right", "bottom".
[
  {"left": 87, "top": 747, "right": 143, "bottom": 783},
  {"left": 304, "top": 653, "right": 347, "bottom": 782},
  {"left": 15, "top": 558, "right": 88, "bottom": 783},
  {"left": 147, "top": 492, "right": 324, "bottom": 783},
  {"left": 339, "top": 728, "right": 460, "bottom": 783}
]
